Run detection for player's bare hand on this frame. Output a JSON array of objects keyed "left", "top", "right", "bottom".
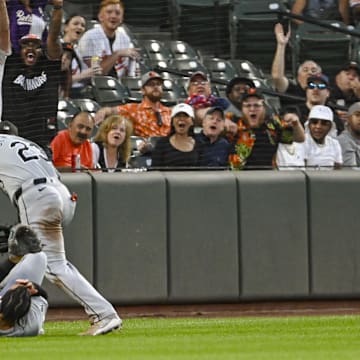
[
  {"left": 94, "top": 107, "right": 113, "bottom": 125},
  {"left": 274, "top": 23, "right": 290, "bottom": 45},
  {"left": 119, "top": 48, "right": 141, "bottom": 60},
  {"left": 224, "top": 118, "right": 238, "bottom": 135}
]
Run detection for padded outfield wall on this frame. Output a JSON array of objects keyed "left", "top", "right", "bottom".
[{"left": 1, "top": 170, "right": 360, "bottom": 306}]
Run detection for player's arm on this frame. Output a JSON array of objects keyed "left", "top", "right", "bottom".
[
  {"left": 0, "top": 0, "right": 11, "bottom": 54},
  {"left": 291, "top": 0, "right": 306, "bottom": 25},
  {"left": 46, "top": 0, "right": 63, "bottom": 60}
]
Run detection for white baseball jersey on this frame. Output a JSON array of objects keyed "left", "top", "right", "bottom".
[
  {"left": 0, "top": 48, "right": 10, "bottom": 120},
  {"left": 0, "top": 134, "right": 58, "bottom": 201},
  {"left": 78, "top": 25, "right": 132, "bottom": 79}
]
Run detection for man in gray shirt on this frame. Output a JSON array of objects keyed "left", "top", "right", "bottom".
[{"left": 337, "top": 102, "right": 360, "bottom": 168}]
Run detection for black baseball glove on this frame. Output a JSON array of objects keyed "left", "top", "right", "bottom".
[
  {"left": 0, "top": 224, "right": 11, "bottom": 253},
  {"left": 7, "top": 224, "right": 42, "bottom": 257}
]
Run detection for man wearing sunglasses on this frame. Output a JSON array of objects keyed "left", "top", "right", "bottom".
[
  {"left": 304, "top": 105, "right": 343, "bottom": 169},
  {"left": 291, "top": 74, "right": 344, "bottom": 134}
]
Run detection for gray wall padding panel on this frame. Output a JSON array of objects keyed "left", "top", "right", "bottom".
[
  {"left": 166, "top": 171, "right": 239, "bottom": 302},
  {"left": 93, "top": 172, "right": 168, "bottom": 304},
  {"left": 307, "top": 170, "right": 360, "bottom": 297},
  {"left": 43, "top": 173, "right": 94, "bottom": 307},
  {"left": 236, "top": 171, "right": 309, "bottom": 299}
]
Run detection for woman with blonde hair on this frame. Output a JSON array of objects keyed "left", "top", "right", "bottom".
[{"left": 92, "top": 115, "right": 132, "bottom": 172}]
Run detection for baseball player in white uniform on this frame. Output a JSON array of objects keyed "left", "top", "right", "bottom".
[
  {"left": 0, "top": 133, "right": 121, "bottom": 335},
  {"left": 0, "top": 225, "right": 48, "bottom": 337},
  {"left": 0, "top": 0, "right": 11, "bottom": 119}
]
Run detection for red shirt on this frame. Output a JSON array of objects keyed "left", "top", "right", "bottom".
[{"left": 51, "top": 130, "right": 93, "bottom": 169}]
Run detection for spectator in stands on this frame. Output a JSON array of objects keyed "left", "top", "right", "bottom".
[
  {"left": 350, "top": 0, "right": 360, "bottom": 24},
  {"left": 78, "top": 0, "right": 140, "bottom": 80},
  {"left": 2, "top": 0, "right": 63, "bottom": 155},
  {"left": 0, "top": 0, "right": 11, "bottom": 119},
  {"left": 95, "top": 71, "right": 171, "bottom": 153},
  {"left": 330, "top": 61, "right": 360, "bottom": 108},
  {"left": 337, "top": 101, "right": 360, "bottom": 167},
  {"left": 51, "top": 111, "right": 95, "bottom": 171},
  {"left": 6, "top": 0, "right": 48, "bottom": 54},
  {"left": 291, "top": 0, "right": 350, "bottom": 25},
  {"left": 289, "top": 74, "right": 344, "bottom": 134},
  {"left": 227, "top": 88, "right": 305, "bottom": 170},
  {"left": 195, "top": 106, "right": 230, "bottom": 167},
  {"left": 60, "top": 14, "right": 102, "bottom": 98},
  {"left": 151, "top": 103, "right": 203, "bottom": 168},
  {"left": 271, "top": 23, "right": 322, "bottom": 106},
  {"left": 185, "top": 71, "right": 229, "bottom": 126},
  {"left": 91, "top": 114, "right": 132, "bottom": 171},
  {"left": 304, "top": 105, "right": 343, "bottom": 169},
  {"left": 225, "top": 76, "right": 256, "bottom": 119}
]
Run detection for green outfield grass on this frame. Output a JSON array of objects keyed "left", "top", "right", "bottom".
[{"left": 1, "top": 316, "right": 360, "bottom": 359}]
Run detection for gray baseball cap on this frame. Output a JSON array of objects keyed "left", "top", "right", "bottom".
[
  {"left": 348, "top": 102, "right": 360, "bottom": 116},
  {"left": 141, "top": 71, "right": 163, "bottom": 87}
]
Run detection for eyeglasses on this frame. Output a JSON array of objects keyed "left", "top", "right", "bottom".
[
  {"left": 190, "top": 81, "right": 208, "bottom": 86},
  {"left": 242, "top": 102, "right": 263, "bottom": 109},
  {"left": 307, "top": 82, "right": 327, "bottom": 90},
  {"left": 309, "top": 119, "right": 331, "bottom": 126}
]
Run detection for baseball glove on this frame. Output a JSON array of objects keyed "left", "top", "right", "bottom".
[
  {"left": 7, "top": 224, "right": 42, "bottom": 257},
  {"left": 0, "top": 224, "right": 11, "bottom": 253}
]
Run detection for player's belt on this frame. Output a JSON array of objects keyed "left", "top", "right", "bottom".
[{"left": 13, "top": 178, "right": 47, "bottom": 203}]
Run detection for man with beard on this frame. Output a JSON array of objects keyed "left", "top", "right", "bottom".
[
  {"left": 2, "top": 0, "right": 63, "bottom": 156},
  {"left": 0, "top": 0, "right": 11, "bottom": 119},
  {"left": 337, "top": 102, "right": 360, "bottom": 167},
  {"left": 50, "top": 111, "right": 95, "bottom": 171},
  {"left": 94, "top": 71, "right": 171, "bottom": 138}
]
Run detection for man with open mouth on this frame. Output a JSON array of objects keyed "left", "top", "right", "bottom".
[{"left": 2, "top": 0, "right": 64, "bottom": 158}]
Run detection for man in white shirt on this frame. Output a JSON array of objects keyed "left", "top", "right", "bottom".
[
  {"left": 78, "top": 0, "right": 139, "bottom": 80},
  {"left": 304, "top": 105, "right": 343, "bottom": 169},
  {"left": 0, "top": 0, "right": 11, "bottom": 119}
]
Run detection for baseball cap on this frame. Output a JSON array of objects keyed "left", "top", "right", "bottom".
[
  {"left": 0, "top": 121, "right": 18, "bottom": 135},
  {"left": 338, "top": 61, "right": 360, "bottom": 76},
  {"left": 241, "top": 87, "right": 264, "bottom": 102},
  {"left": 348, "top": 102, "right": 360, "bottom": 116},
  {"left": 307, "top": 74, "right": 329, "bottom": 87},
  {"left": 308, "top": 105, "right": 333, "bottom": 122},
  {"left": 19, "top": 34, "right": 41, "bottom": 47},
  {"left": 189, "top": 71, "right": 209, "bottom": 82},
  {"left": 141, "top": 71, "right": 163, "bottom": 87},
  {"left": 226, "top": 77, "right": 256, "bottom": 95},
  {"left": 171, "top": 103, "right": 194, "bottom": 118},
  {"left": 205, "top": 106, "right": 225, "bottom": 119}
]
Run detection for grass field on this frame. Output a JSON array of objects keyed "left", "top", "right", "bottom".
[{"left": 1, "top": 316, "right": 360, "bottom": 359}]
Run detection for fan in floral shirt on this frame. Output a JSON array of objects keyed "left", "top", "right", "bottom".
[{"left": 227, "top": 88, "right": 305, "bottom": 170}]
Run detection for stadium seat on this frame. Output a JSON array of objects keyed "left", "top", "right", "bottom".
[
  {"left": 164, "top": 40, "right": 201, "bottom": 61},
  {"left": 161, "top": 78, "right": 188, "bottom": 106},
  {"left": 137, "top": 39, "right": 174, "bottom": 63},
  {"left": 168, "top": 59, "right": 210, "bottom": 79},
  {"left": 57, "top": 99, "right": 79, "bottom": 127},
  {"left": 90, "top": 76, "right": 131, "bottom": 107},
  {"left": 229, "top": 59, "right": 266, "bottom": 80},
  {"left": 121, "top": 77, "right": 143, "bottom": 103},
  {"left": 175, "top": 0, "right": 233, "bottom": 58},
  {"left": 292, "top": 21, "right": 352, "bottom": 79},
  {"left": 71, "top": 98, "right": 101, "bottom": 114},
  {"left": 202, "top": 57, "right": 239, "bottom": 82},
  {"left": 233, "top": 0, "right": 290, "bottom": 74}
]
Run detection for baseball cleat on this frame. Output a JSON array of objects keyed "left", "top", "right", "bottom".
[{"left": 79, "top": 316, "right": 122, "bottom": 336}]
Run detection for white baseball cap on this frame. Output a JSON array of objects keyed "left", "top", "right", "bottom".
[
  {"left": 308, "top": 105, "right": 333, "bottom": 122},
  {"left": 171, "top": 103, "right": 194, "bottom": 119}
]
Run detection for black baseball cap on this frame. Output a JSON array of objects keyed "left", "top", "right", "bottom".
[
  {"left": 338, "top": 61, "right": 360, "bottom": 76},
  {"left": 0, "top": 121, "right": 18, "bottom": 135},
  {"left": 241, "top": 88, "right": 264, "bottom": 102},
  {"left": 307, "top": 74, "right": 329, "bottom": 87},
  {"left": 205, "top": 106, "right": 225, "bottom": 119},
  {"left": 226, "top": 77, "right": 256, "bottom": 95}
]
